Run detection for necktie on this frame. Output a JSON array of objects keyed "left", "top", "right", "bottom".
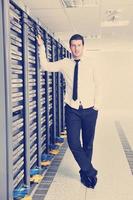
[{"left": 72, "top": 59, "right": 80, "bottom": 101}]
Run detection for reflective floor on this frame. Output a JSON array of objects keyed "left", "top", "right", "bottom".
[{"left": 36, "top": 110, "right": 133, "bottom": 200}]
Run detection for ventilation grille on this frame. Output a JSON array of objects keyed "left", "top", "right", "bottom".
[{"left": 61, "top": 0, "right": 100, "bottom": 8}]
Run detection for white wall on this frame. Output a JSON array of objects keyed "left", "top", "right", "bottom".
[{"left": 87, "top": 50, "right": 133, "bottom": 112}]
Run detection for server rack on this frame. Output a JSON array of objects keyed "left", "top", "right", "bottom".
[
  {"left": 58, "top": 44, "right": 66, "bottom": 133},
  {"left": 61, "top": 46, "right": 66, "bottom": 132},
  {"left": 45, "top": 32, "right": 55, "bottom": 150},
  {"left": 54, "top": 43, "right": 60, "bottom": 137},
  {"left": 1, "top": 0, "right": 71, "bottom": 199},
  {"left": 0, "top": 1, "right": 8, "bottom": 199},
  {"left": 51, "top": 38, "right": 58, "bottom": 143},
  {"left": 24, "top": 14, "right": 42, "bottom": 177},
  {"left": 37, "top": 26, "right": 48, "bottom": 158},
  {"left": 9, "top": 2, "right": 28, "bottom": 198},
  {"left": 60, "top": 47, "right": 72, "bottom": 132}
]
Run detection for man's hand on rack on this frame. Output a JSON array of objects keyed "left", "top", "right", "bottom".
[{"left": 36, "top": 35, "right": 44, "bottom": 46}]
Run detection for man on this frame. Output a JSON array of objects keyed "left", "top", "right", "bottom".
[{"left": 37, "top": 34, "right": 102, "bottom": 189}]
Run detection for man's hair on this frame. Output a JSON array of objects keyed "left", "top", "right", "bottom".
[{"left": 69, "top": 34, "right": 84, "bottom": 46}]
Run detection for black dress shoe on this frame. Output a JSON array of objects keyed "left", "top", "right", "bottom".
[{"left": 79, "top": 170, "right": 97, "bottom": 188}]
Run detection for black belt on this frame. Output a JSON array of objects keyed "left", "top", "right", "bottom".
[
  {"left": 78, "top": 105, "right": 94, "bottom": 110},
  {"left": 65, "top": 103, "right": 94, "bottom": 110}
]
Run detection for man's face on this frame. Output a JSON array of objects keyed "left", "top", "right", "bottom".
[{"left": 70, "top": 39, "right": 84, "bottom": 59}]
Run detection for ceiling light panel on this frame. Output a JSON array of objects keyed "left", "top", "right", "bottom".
[
  {"left": 61, "top": 0, "right": 100, "bottom": 8},
  {"left": 101, "top": 0, "right": 133, "bottom": 5},
  {"left": 101, "top": 4, "right": 132, "bottom": 28},
  {"left": 19, "top": 0, "right": 62, "bottom": 9}
]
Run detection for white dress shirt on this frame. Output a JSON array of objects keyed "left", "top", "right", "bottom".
[{"left": 39, "top": 44, "right": 102, "bottom": 110}]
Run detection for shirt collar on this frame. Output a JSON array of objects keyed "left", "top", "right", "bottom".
[{"left": 72, "top": 57, "right": 83, "bottom": 62}]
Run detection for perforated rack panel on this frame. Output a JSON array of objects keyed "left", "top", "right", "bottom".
[
  {"left": 45, "top": 33, "right": 54, "bottom": 147},
  {"left": 57, "top": 43, "right": 65, "bottom": 134},
  {"left": 52, "top": 38, "right": 58, "bottom": 142},
  {"left": 9, "top": 2, "right": 26, "bottom": 190},
  {"left": 26, "top": 17, "right": 39, "bottom": 170}
]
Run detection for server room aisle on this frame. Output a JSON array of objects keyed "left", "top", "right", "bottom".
[{"left": 43, "top": 111, "right": 133, "bottom": 200}]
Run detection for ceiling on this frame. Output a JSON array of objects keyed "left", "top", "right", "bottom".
[{"left": 15, "top": 0, "right": 133, "bottom": 51}]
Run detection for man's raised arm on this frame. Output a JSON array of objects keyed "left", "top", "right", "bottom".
[{"left": 36, "top": 35, "right": 65, "bottom": 72}]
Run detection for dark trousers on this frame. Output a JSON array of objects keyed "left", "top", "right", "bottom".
[{"left": 65, "top": 104, "right": 98, "bottom": 176}]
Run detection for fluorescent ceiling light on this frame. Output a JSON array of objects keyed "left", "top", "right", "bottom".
[
  {"left": 101, "top": 8, "right": 130, "bottom": 27},
  {"left": 61, "top": 0, "right": 99, "bottom": 8},
  {"left": 101, "top": 20, "right": 130, "bottom": 27}
]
